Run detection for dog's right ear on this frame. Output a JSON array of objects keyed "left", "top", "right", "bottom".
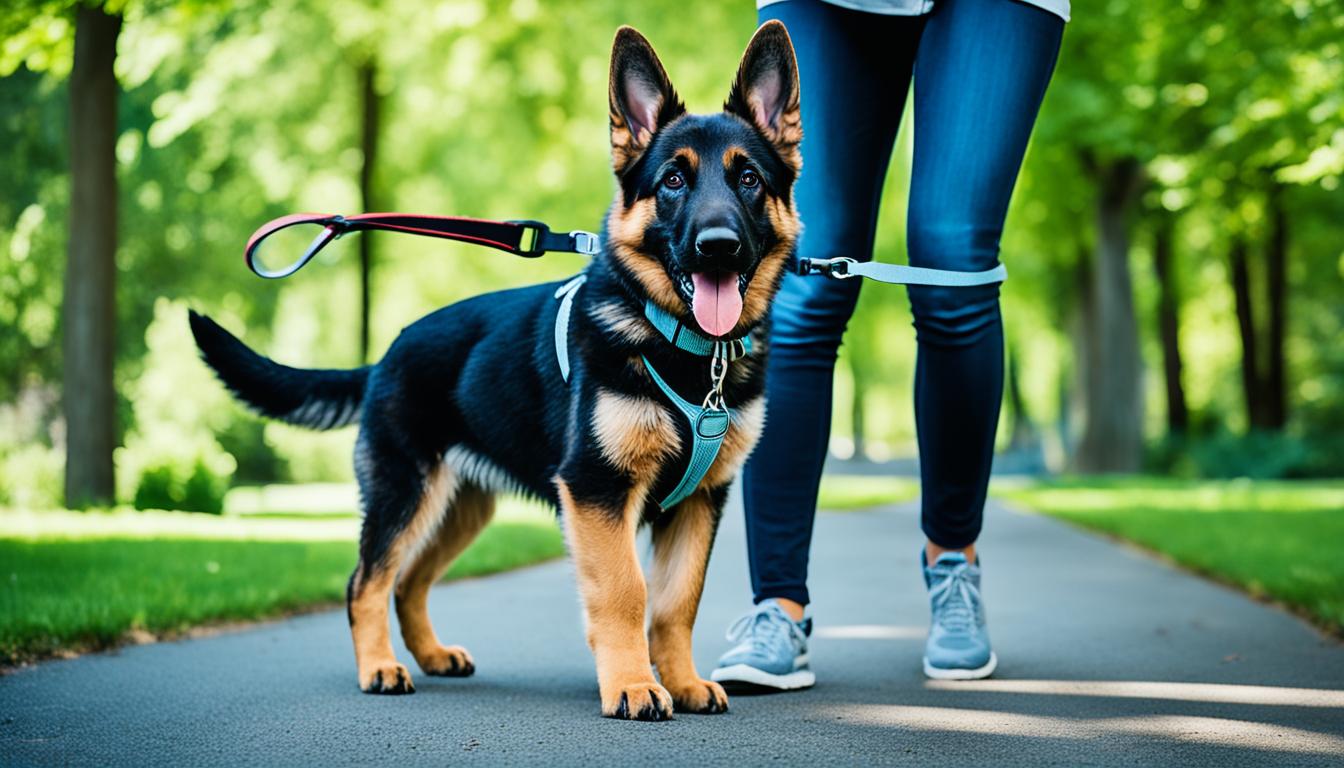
[{"left": 609, "top": 26, "right": 685, "bottom": 175}]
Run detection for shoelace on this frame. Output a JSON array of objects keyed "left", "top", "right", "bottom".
[
  {"left": 725, "top": 603, "right": 808, "bottom": 652},
  {"left": 928, "top": 564, "right": 982, "bottom": 634}
]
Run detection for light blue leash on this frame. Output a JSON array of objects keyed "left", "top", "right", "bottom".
[{"left": 798, "top": 257, "right": 1007, "bottom": 286}]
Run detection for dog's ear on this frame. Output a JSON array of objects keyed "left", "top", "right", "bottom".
[
  {"left": 725, "top": 20, "right": 801, "bottom": 171},
  {"left": 609, "top": 26, "right": 685, "bottom": 174}
]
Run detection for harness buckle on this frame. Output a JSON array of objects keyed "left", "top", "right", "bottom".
[{"left": 569, "top": 230, "right": 600, "bottom": 256}]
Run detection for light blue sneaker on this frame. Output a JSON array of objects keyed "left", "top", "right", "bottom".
[
  {"left": 710, "top": 599, "right": 816, "bottom": 691},
  {"left": 922, "top": 551, "right": 997, "bottom": 680}
]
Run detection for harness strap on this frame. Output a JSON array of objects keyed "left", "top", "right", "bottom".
[
  {"left": 640, "top": 355, "right": 731, "bottom": 510},
  {"left": 554, "top": 275, "right": 587, "bottom": 382},
  {"left": 553, "top": 279, "right": 731, "bottom": 510},
  {"left": 798, "top": 257, "right": 1007, "bottom": 287}
]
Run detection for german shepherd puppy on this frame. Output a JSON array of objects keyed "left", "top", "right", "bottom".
[{"left": 189, "top": 22, "right": 801, "bottom": 720}]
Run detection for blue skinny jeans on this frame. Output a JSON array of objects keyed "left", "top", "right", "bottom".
[{"left": 744, "top": 0, "right": 1064, "bottom": 607}]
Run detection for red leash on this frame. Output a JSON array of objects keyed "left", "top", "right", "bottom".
[{"left": 244, "top": 212, "right": 599, "bottom": 278}]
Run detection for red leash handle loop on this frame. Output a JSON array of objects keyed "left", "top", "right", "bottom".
[{"left": 243, "top": 212, "right": 594, "bottom": 279}]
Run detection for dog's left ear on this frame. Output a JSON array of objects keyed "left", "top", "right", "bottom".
[
  {"left": 609, "top": 26, "right": 685, "bottom": 175},
  {"left": 726, "top": 20, "right": 801, "bottom": 171}
]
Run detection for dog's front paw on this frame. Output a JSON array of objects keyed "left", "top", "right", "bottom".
[
  {"left": 416, "top": 645, "right": 475, "bottom": 677},
  {"left": 359, "top": 661, "right": 415, "bottom": 695},
  {"left": 666, "top": 678, "right": 728, "bottom": 714},
  {"left": 602, "top": 682, "right": 674, "bottom": 721}
]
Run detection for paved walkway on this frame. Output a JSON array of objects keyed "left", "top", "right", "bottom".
[{"left": 3, "top": 494, "right": 1343, "bottom": 766}]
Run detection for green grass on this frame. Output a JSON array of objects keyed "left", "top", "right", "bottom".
[
  {"left": 996, "top": 477, "right": 1344, "bottom": 634},
  {"left": 0, "top": 493, "right": 565, "bottom": 665},
  {"left": 816, "top": 475, "right": 919, "bottom": 510},
  {"left": 784, "top": 472, "right": 1344, "bottom": 634}
]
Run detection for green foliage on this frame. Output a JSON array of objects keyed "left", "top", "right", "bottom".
[
  {"left": 1147, "top": 430, "right": 1344, "bottom": 480},
  {"left": 0, "top": 378, "right": 62, "bottom": 509},
  {"left": 0, "top": 442, "right": 64, "bottom": 509},
  {"left": 131, "top": 455, "right": 228, "bottom": 513},
  {"left": 1, "top": 0, "right": 1342, "bottom": 488},
  {"left": 115, "top": 298, "right": 239, "bottom": 509}
]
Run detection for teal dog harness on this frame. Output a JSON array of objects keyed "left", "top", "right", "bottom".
[{"left": 554, "top": 275, "right": 752, "bottom": 510}]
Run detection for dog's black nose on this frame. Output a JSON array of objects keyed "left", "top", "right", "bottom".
[{"left": 695, "top": 227, "right": 741, "bottom": 258}]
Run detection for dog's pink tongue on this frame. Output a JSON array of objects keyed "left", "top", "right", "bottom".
[{"left": 690, "top": 271, "right": 742, "bottom": 337}]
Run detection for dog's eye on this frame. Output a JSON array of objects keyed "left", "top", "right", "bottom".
[
  {"left": 663, "top": 172, "right": 685, "bottom": 190},
  {"left": 740, "top": 169, "right": 760, "bottom": 189}
]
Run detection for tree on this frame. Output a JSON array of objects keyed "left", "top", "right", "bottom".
[
  {"left": 1150, "top": 208, "right": 1188, "bottom": 433},
  {"left": 1029, "top": 1, "right": 1170, "bottom": 472},
  {"left": 356, "top": 57, "right": 380, "bottom": 363},
  {"left": 63, "top": 4, "right": 121, "bottom": 507},
  {"left": 1074, "top": 155, "right": 1146, "bottom": 471}
]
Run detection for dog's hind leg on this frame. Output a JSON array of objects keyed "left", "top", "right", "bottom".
[
  {"left": 395, "top": 482, "right": 494, "bottom": 678},
  {"left": 648, "top": 488, "right": 729, "bottom": 714},
  {"left": 348, "top": 447, "right": 457, "bottom": 695},
  {"left": 557, "top": 480, "right": 673, "bottom": 721}
]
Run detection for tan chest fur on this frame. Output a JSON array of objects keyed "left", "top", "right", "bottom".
[
  {"left": 592, "top": 388, "right": 683, "bottom": 478},
  {"left": 590, "top": 382, "right": 765, "bottom": 496}
]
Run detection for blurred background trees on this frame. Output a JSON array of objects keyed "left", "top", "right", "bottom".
[{"left": 1, "top": 0, "right": 1341, "bottom": 511}]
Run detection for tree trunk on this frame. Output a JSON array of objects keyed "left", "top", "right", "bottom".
[
  {"left": 63, "top": 6, "right": 121, "bottom": 508},
  {"left": 1076, "top": 157, "right": 1144, "bottom": 473},
  {"left": 1229, "top": 235, "right": 1264, "bottom": 428},
  {"left": 1264, "top": 183, "right": 1288, "bottom": 429},
  {"left": 1006, "top": 341, "right": 1036, "bottom": 450},
  {"left": 1061, "top": 245, "right": 1090, "bottom": 464},
  {"left": 850, "top": 362, "right": 866, "bottom": 461},
  {"left": 357, "top": 59, "right": 381, "bottom": 363},
  {"left": 1152, "top": 211, "right": 1188, "bottom": 433}
]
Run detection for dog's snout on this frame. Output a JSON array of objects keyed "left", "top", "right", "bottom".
[{"left": 695, "top": 227, "right": 741, "bottom": 258}]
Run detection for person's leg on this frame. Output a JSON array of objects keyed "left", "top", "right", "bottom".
[
  {"left": 714, "top": 0, "right": 919, "bottom": 691},
  {"left": 744, "top": 0, "right": 919, "bottom": 617},
  {"left": 906, "top": 0, "right": 1063, "bottom": 678},
  {"left": 908, "top": 0, "right": 1063, "bottom": 555}
]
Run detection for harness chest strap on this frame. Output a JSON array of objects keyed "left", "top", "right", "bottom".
[
  {"left": 553, "top": 275, "right": 745, "bottom": 510},
  {"left": 640, "top": 354, "right": 731, "bottom": 510}
]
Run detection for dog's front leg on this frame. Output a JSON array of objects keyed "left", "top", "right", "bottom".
[
  {"left": 648, "top": 488, "right": 729, "bottom": 714},
  {"left": 557, "top": 480, "right": 673, "bottom": 721}
]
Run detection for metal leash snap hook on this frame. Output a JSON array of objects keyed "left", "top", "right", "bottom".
[
  {"left": 813, "top": 256, "right": 857, "bottom": 279},
  {"left": 703, "top": 341, "right": 731, "bottom": 411}
]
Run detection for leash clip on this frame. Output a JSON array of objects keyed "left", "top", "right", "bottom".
[
  {"left": 801, "top": 256, "right": 857, "bottom": 279},
  {"left": 702, "top": 341, "right": 731, "bottom": 412}
]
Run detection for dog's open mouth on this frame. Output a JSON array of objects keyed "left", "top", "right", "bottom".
[{"left": 678, "top": 271, "right": 745, "bottom": 338}]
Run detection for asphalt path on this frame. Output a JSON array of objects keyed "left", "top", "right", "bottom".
[{"left": 3, "top": 492, "right": 1343, "bottom": 766}]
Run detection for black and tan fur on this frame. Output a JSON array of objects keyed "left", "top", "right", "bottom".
[{"left": 189, "top": 22, "right": 801, "bottom": 720}]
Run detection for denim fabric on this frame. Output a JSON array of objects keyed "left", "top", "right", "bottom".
[{"left": 743, "top": 0, "right": 1063, "bottom": 606}]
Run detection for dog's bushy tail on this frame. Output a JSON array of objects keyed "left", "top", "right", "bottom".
[{"left": 188, "top": 310, "right": 369, "bottom": 430}]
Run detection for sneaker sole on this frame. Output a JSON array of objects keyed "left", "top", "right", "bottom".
[
  {"left": 923, "top": 652, "right": 997, "bottom": 680},
  {"left": 711, "top": 663, "right": 816, "bottom": 692}
]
